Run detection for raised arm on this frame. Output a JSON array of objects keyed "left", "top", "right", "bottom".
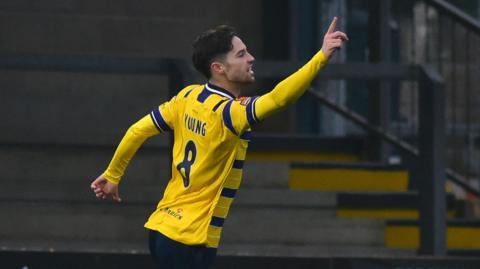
[{"left": 255, "top": 17, "right": 347, "bottom": 120}]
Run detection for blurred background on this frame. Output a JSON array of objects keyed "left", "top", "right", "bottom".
[{"left": 0, "top": 0, "right": 479, "bottom": 268}]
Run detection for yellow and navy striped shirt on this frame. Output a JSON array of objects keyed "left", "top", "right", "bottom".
[{"left": 103, "top": 50, "right": 328, "bottom": 248}]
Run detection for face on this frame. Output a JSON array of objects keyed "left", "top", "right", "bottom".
[{"left": 219, "top": 36, "right": 255, "bottom": 84}]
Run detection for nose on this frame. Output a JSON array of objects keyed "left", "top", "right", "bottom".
[{"left": 247, "top": 52, "right": 255, "bottom": 63}]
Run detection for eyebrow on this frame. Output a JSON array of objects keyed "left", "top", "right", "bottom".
[{"left": 235, "top": 48, "right": 246, "bottom": 56}]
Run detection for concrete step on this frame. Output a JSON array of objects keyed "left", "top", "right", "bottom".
[
  {"left": 0, "top": 241, "right": 416, "bottom": 259},
  {"left": 0, "top": 146, "right": 292, "bottom": 198},
  {"left": 0, "top": 240, "right": 416, "bottom": 258},
  {"left": 219, "top": 244, "right": 416, "bottom": 258},
  {"left": 223, "top": 209, "right": 384, "bottom": 246},
  {"left": 386, "top": 219, "right": 480, "bottom": 250},
  {"left": 0, "top": 187, "right": 334, "bottom": 208},
  {"left": 242, "top": 161, "right": 290, "bottom": 188},
  {"left": 230, "top": 190, "right": 382, "bottom": 246},
  {"left": 0, "top": 190, "right": 379, "bottom": 249},
  {"left": 0, "top": 179, "right": 166, "bottom": 204},
  {"left": 0, "top": 145, "right": 170, "bottom": 184},
  {"left": 0, "top": 200, "right": 154, "bottom": 244},
  {"left": 0, "top": 189, "right": 393, "bottom": 257},
  {"left": 289, "top": 162, "right": 409, "bottom": 192},
  {"left": 0, "top": 239, "right": 147, "bottom": 254},
  {"left": 1, "top": 179, "right": 323, "bottom": 207},
  {"left": 336, "top": 192, "right": 458, "bottom": 219},
  {"left": 235, "top": 189, "right": 336, "bottom": 208},
  {"left": 0, "top": 70, "right": 170, "bottom": 145}
]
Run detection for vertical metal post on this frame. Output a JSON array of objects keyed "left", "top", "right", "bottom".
[
  {"left": 367, "top": 0, "right": 391, "bottom": 162},
  {"left": 378, "top": 0, "right": 392, "bottom": 160},
  {"left": 418, "top": 66, "right": 446, "bottom": 256},
  {"left": 465, "top": 30, "right": 472, "bottom": 184},
  {"left": 451, "top": 22, "right": 458, "bottom": 170},
  {"left": 292, "top": 0, "right": 319, "bottom": 134},
  {"left": 379, "top": 0, "right": 392, "bottom": 62}
]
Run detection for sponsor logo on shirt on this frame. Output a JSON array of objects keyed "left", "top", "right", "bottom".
[
  {"left": 238, "top": 97, "right": 252, "bottom": 106},
  {"left": 163, "top": 207, "right": 183, "bottom": 220}
]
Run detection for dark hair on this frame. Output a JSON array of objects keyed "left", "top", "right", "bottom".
[{"left": 192, "top": 25, "right": 237, "bottom": 79}]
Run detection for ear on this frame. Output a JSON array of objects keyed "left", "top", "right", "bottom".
[{"left": 211, "top": 61, "right": 225, "bottom": 76}]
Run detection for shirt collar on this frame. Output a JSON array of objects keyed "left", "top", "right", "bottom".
[{"left": 205, "top": 83, "right": 236, "bottom": 100}]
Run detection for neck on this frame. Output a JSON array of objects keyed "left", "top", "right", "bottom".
[{"left": 208, "top": 78, "right": 241, "bottom": 98}]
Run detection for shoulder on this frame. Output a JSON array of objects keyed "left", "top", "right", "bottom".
[
  {"left": 229, "top": 96, "right": 260, "bottom": 113},
  {"left": 229, "top": 96, "right": 260, "bottom": 127},
  {"left": 177, "top": 84, "right": 203, "bottom": 99}
]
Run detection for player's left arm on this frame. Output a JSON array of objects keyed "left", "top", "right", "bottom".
[{"left": 255, "top": 17, "right": 347, "bottom": 121}]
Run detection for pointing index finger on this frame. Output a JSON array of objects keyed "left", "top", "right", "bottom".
[{"left": 327, "top": 17, "right": 338, "bottom": 34}]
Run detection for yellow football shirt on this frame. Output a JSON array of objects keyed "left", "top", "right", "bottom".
[{"left": 102, "top": 50, "right": 328, "bottom": 248}]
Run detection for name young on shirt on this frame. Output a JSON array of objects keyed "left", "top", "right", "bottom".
[{"left": 184, "top": 113, "right": 206, "bottom": 136}]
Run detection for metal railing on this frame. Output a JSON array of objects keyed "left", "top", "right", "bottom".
[{"left": 392, "top": 0, "right": 480, "bottom": 194}]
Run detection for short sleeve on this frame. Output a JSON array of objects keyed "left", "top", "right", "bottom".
[{"left": 150, "top": 95, "right": 176, "bottom": 132}]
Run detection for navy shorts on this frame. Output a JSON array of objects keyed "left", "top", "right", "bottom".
[{"left": 148, "top": 229, "right": 217, "bottom": 269}]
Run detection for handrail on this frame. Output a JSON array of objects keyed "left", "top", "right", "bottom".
[
  {"left": 307, "top": 89, "right": 480, "bottom": 197},
  {"left": 255, "top": 62, "right": 419, "bottom": 80},
  {"left": 426, "top": 0, "right": 480, "bottom": 35},
  {"left": 261, "top": 61, "right": 479, "bottom": 198}
]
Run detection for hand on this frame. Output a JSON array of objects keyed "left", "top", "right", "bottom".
[
  {"left": 321, "top": 17, "right": 348, "bottom": 59},
  {"left": 90, "top": 174, "right": 122, "bottom": 202}
]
